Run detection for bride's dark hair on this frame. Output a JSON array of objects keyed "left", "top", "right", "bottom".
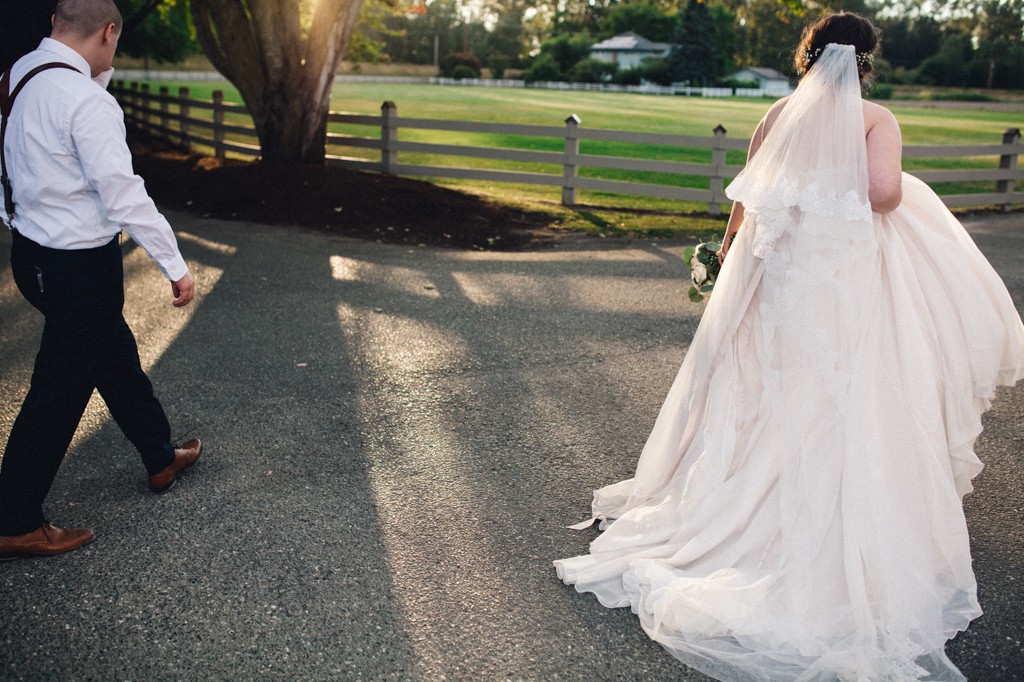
[{"left": 794, "top": 12, "right": 881, "bottom": 86}]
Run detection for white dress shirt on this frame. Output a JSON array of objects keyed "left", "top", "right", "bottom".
[{"left": 2, "top": 38, "right": 187, "bottom": 281}]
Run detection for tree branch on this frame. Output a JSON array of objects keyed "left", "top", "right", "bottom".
[
  {"left": 123, "top": 0, "right": 167, "bottom": 35},
  {"left": 191, "top": 0, "right": 268, "bottom": 101},
  {"left": 191, "top": 0, "right": 233, "bottom": 80}
]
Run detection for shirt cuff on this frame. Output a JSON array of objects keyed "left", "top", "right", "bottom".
[{"left": 161, "top": 254, "right": 190, "bottom": 283}]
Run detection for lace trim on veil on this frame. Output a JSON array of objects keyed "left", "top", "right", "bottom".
[{"left": 726, "top": 174, "right": 872, "bottom": 259}]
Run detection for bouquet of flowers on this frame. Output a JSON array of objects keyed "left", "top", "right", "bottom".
[{"left": 683, "top": 241, "right": 721, "bottom": 302}]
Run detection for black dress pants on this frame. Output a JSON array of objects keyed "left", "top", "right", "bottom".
[{"left": 0, "top": 231, "right": 175, "bottom": 535}]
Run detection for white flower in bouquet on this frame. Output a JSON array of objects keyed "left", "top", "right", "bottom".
[
  {"left": 690, "top": 261, "right": 708, "bottom": 288},
  {"left": 683, "top": 241, "right": 722, "bottom": 303}
]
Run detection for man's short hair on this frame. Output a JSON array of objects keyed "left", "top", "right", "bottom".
[{"left": 53, "top": 0, "right": 122, "bottom": 38}]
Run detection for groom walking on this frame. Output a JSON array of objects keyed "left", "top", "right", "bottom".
[{"left": 0, "top": 0, "right": 201, "bottom": 559}]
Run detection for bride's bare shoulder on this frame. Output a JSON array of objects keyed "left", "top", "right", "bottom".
[
  {"left": 769, "top": 95, "right": 791, "bottom": 111},
  {"left": 758, "top": 96, "right": 791, "bottom": 138},
  {"left": 766, "top": 96, "right": 790, "bottom": 121},
  {"left": 862, "top": 100, "right": 898, "bottom": 132}
]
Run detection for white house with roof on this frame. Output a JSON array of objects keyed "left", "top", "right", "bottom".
[
  {"left": 729, "top": 66, "right": 792, "bottom": 94},
  {"left": 589, "top": 32, "right": 672, "bottom": 70}
]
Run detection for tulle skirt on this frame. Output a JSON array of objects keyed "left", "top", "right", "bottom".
[{"left": 554, "top": 175, "right": 1024, "bottom": 681}]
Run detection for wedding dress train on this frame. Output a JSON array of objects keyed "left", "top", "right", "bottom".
[{"left": 554, "top": 44, "right": 1024, "bottom": 682}]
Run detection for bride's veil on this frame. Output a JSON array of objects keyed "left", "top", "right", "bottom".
[
  {"left": 595, "top": 44, "right": 880, "bottom": 519},
  {"left": 726, "top": 42, "right": 872, "bottom": 259}
]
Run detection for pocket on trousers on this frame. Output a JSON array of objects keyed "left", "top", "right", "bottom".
[{"left": 10, "top": 251, "right": 45, "bottom": 310}]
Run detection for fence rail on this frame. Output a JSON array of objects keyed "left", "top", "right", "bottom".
[{"left": 113, "top": 82, "right": 1024, "bottom": 214}]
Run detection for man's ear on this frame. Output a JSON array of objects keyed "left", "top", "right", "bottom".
[{"left": 102, "top": 22, "right": 118, "bottom": 45}]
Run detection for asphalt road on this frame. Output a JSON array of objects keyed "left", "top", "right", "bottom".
[{"left": 1, "top": 210, "right": 1022, "bottom": 681}]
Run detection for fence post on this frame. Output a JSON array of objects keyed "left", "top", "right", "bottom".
[
  {"left": 179, "top": 87, "right": 190, "bottom": 148},
  {"left": 381, "top": 101, "right": 398, "bottom": 175},
  {"left": 158, "top": 86, "right": 169, "bottom": 134},
  {"left": 113, "top": 80, "right": 123, "bottom": 116},
  {"left": 709, "top": 124, "right": 728, "bottom": 215},
  {"left": 562, "top": 114, "right": 581, "bottom": 207},
  {"left": 129, "top": 82, "right": 138, "bottom": 125},
  {"left": 140, "top": 83, "right": 150, "bottom": 132},
  {"left": 212, "top": 90, "right": 225, "bottom": 159},
  {"left": 997, "top": 127, "right": 1020, "bottom": 213}
]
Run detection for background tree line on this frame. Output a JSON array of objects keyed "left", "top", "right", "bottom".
[
  {"left": 377, "top": 0, "right": 1024, "bottom": 89},
  {"left": 3, "top": 0, "right": 1019, "bottom": 165},
  {"left": 10, "top": 0, "right": 1014, "bottom": 90}
]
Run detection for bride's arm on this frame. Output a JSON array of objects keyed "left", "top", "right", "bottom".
[
  {"left": 866, "top": 105, "right": 903, "bottom": 213},
  {"left": 721, "top": 113, "right": 771, "bottom": 262},
  {"left": 720, "top": 200, "right": 745, "bottom": 263}
]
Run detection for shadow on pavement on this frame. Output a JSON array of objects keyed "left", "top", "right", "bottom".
[{"left": 1, "top": 213, "right": 1022, "bottom": 679}]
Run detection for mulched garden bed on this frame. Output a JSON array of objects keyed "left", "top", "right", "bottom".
[{"left": 127, "top": 128, "right": 560, "bottom": 250}]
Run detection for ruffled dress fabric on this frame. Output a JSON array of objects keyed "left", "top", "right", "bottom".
[{"left": 554, "top": 44, "right": 1024, "bottom": 682}]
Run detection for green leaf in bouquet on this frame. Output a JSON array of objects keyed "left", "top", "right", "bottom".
[
  {"left": 705, "top": 242, "right": 720, "bottom": 251},
  {"left": 700, "top": 284, "right": 715, "bottom": 293},
  {"left": 688, "top": 286, "right": 705, "bottom": 303},
  {"left": 683, "top": 247, "right": 695, "bottom": 261}
]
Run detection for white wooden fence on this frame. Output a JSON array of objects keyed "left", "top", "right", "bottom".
[
  {"left": 114, "top": 70, "right": 789, "bottom": 97},
  {"left": 113, "top": 82, "right": 1024, "bottom": 215},
  {"left": 427, "top": 77, "right": 762, "bottom": 97}
]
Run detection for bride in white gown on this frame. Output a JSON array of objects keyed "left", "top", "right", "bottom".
[{"left": 554, "top": 12, "right": 1024, "bottom": 682}]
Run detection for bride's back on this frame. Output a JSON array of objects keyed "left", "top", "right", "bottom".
[{"left": 757, "top": 95, "right": 903, "bottom": 213}]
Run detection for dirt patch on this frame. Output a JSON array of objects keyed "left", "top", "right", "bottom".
[{"left": 127, "top": 128, "right": 561, "bottom": 250}]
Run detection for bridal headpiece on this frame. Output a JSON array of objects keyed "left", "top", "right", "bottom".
[{"left": 802, "top": 43, "right": 873, "bottom": 73}]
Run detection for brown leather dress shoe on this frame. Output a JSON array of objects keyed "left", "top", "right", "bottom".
[
  {"left": 0, "top": 522, "right": 95, "bottom": 560},
  {"left": 148, "top": 438, "right": 203, "bottom": 494}
]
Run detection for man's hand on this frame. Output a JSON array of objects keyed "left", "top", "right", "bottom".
[{"left": 171, "top": 272, "right": 195, "bottom": 307}]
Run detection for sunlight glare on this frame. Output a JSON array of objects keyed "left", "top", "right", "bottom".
[{"left": 334, "top": 300, "right": 535, "bottom": 675}]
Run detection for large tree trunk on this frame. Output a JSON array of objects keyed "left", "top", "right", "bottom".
[{"left": 191, "top": 0, "right": 364, "bottom": 163}]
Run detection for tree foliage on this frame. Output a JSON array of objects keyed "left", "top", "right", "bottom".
[
  {"left": 345, "top": 0, "right": 405, "bottom": 64},
  {"left": 488, "top": 5, "right": 528, "bottom": 65},
  {"left": 538, "top": 33, "right": 595, "bottom": 74},
  {"left": 735, "top": 0, "right": 806, "bottom": 74},
  {"left": 976, "top": 0, "right": 1023, "bottom": 44},
  {"left": 115, "top": 0, "right": 200, "bottom": 63},
  {"left": 875, "top": 15, "right": 943, "bottom": 70},
  {"left": 551, "top": 0, "right": 616, "bottom": 36},
  {"left": 916, "top": 33, "right": 973, "bottom": 86},
  {"left": 708, "top": 2, "right": 739, "bottom": 77},
  {"left": 439, "top": 51, "right": 482, "bottom": 76},
  {"left": 670, "top": 0, "right": 719, "bottom": 85},
  {"left": 523, "top": 54, "right": 564, "bottom": 82},
  {"left": 2, "top": 0, "right": 200, "bottom": 71},
  {"left": 383, "top": 0, "right": 461, "bottom": 64},
  {"left": 599, "top": 2, "right": 677, "bottom": 43},
  {"left": 137, "top": 0, "right": 1023, "bottom": 165},
  {"left": 568, "top": 56, "right": 617, "bottom": 82},
  {"left": 368, "top": 0, "right": 1023, "bottom": 88}
]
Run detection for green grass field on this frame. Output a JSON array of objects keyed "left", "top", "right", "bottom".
[{"left": 138, "top": 79, "right": 1023, "bottom": 236}]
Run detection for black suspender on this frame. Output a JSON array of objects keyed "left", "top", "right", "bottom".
[{"left": 0, "top": 62, "right": 79, "bottom": 227}]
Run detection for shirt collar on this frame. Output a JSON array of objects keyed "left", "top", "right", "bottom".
[{"left": 38, "top": 37, "right": 92, "bottom": 77}]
